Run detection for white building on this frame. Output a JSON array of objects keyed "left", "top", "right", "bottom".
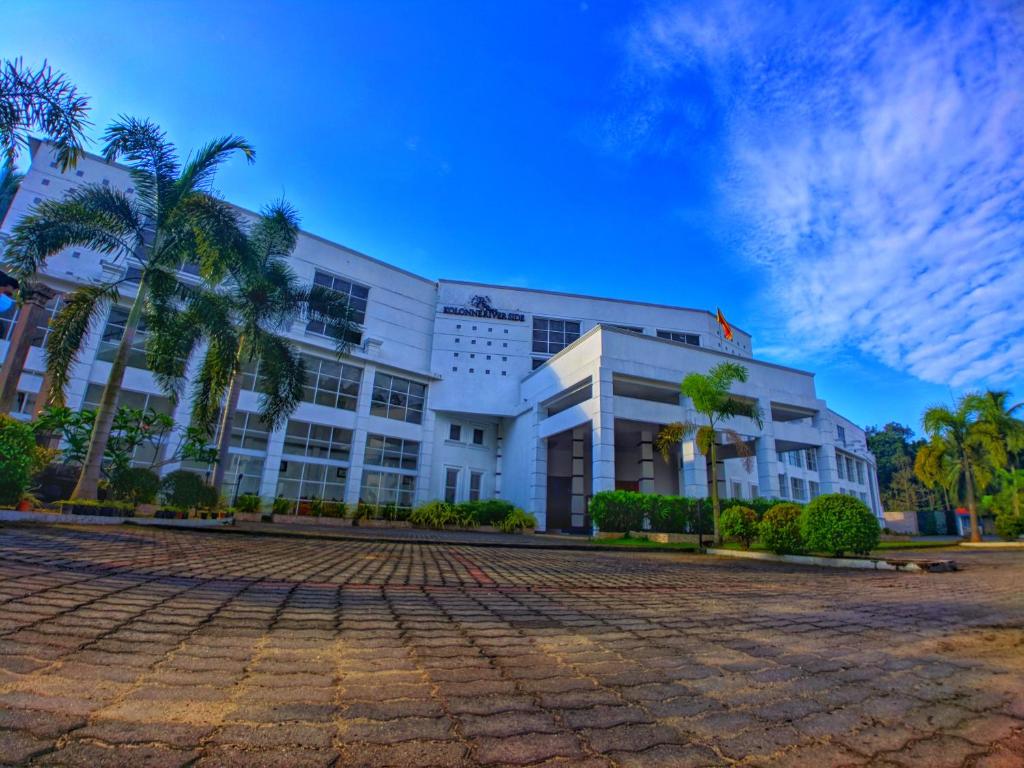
[{"left": 1, "top": 141, "right": 883, "bottom": 530}]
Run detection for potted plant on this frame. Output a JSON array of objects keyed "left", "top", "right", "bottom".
[{"left": 16, "top": 491, "right": 40, "bottom": 512}]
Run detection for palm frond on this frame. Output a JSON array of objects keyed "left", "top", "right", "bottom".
[
  {"left": 43, "top": 282, "right": 120, "bottom": 406},
  {"left": 303, "top": 283, "right": 358, "bottom": 356},
  {"left": 161, "top": 192, "right": 247, "bottom": 280},
  {"left": 102, "top": 116, "right": 179, "bottom": 221},
  {"left": 0, "top": 160, "right": 24, "bottom": 223},
  {"left": 250, "top": 199, "right": 300, "bottom": 260},
  {"left": 189, "top": 332, "right": 239, "bottom": 434},
  {"left": 175, "top": 135, "right": 255, "bottom": 198},
  {"left": 3, "top": 185, "right": 141, "bottom": 277},
  {"left": 654, "top": 420, "right": 697, "bottom": 461},
  {"left": 250, "top": 328, "right": 305, "bottom": 430},
  {"left": 722, "top": 428, "right": 756, "bottom": 472}
]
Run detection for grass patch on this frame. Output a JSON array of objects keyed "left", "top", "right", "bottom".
[
  {"left": 872, "top": 540, "right": 961, "bottom": 551},
  {"left": 588, "top": 535, "right": 698, "bottom": 552}
]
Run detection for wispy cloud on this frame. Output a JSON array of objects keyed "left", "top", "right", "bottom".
[{"left": 618, "top": 0, "right": 1024, "bottom": 388}]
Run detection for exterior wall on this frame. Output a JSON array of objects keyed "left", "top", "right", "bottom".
[{"left": 0, "top": 141, "right": 882, "bottom": 529}]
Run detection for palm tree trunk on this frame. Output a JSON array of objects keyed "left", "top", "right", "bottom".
[
  {"left": 71, "top": 285, "right": 146, "bottom": 500},
  {"left": 963, "top": 457, "right": 981, "bottom": 543},
  {"left": 210, "top": 365, "right": 241, "bottom": 494},
  {"left": 709, "top": 439, "right": 721, "bottom": 544}
]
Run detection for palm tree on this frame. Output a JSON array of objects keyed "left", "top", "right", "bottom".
[
  {"left": 918, "top": 395, "right": 1003, "bottom": 542},
  {"left": 973, "top": 390, "right": 1024, "bottom": 518},
  {"left": 655, "top": 362, "right": 763, "bottom": 543},
  {"left": 3, "top": 117, "right": 254, "bottom": 499},
  {"left": 147, "top": 201, "right": 358, "bottom": 493},
  {"left": 1, "top": 58, "right": 90, "bottom": 171},
  {"left": 0, "top": 162, "right": 24, "bottom": 224}
]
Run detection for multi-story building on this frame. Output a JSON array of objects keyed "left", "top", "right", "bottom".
[{"left": 0, "top": 140, "right": 883, "bottom": 530}]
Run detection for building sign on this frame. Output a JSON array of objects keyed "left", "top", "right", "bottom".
[{"left": 443, "top": 295, "right": 525, "bottom": 322}]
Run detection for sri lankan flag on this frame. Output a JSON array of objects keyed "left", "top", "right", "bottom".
[{"left": 716, "top": 307, "right": 734, "bottom": 341}]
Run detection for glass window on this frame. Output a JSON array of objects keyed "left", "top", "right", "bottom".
[
  {"left": 750, "top": 484, "right": 759, "bottom": 499},
  {"left": 532, "top": 317, "right": 580, "bottom": 355},
  {"left": 360, "top": 470, "right": 416, "bottom": 508},
  {"left": 0, "top": 302, "right": 17, "bottom": 341},
  {"left": 83, "top": 384, "right": 174, "bottom": 467},
  {"left": 306, "top": 270, "right": 368, "bottom": 343},
  {"left": 469, "top": 471, "right": 482, "bottom": 502},
  {"left": 846, "top": 457, "right": 856, "bottom": 481},
  {"left": 472, "top": 428, "right": 484, "bottom": 445},
  {"left": 230, "top": 411, "right": 272, "bottom": 453},
  {"left": 791, "top": 477, "right": 806, "bottom": 500},
  {"left": 778, "top": 473, "right": 787, "bottom": 497},
  {"left": 856, "top": 461, "right": 866, "bottom": 484},
  {"left": 656, "top": 330, "right": 700, "bottom": 346},
  {"left": 96, "top": 306, "right": 149, "bottom": 369},
  {"left": 806, "top": 448, "right": 818, "bottom": 471},
  {"left": 837, "top": 451, "right": 846, "bottom": 479},
  {"left": 531, "top": 358, "right": 546, "bottom": 370},
  {"left": 809, "top": 480, "right": 820, "bottom": 498},
  {"left": 448, "top": 424, "right": 462, "bottom": 441},
  {"left": 444, "top": 467, "right": 459, "bottom": 504},
  {"left": 224, "top": 454, "right": 265, "bottom": 498},
  {"left": 298, "top": 354, "right": 362, "bottom": 411},
  {"left": 731, "top": 481, "right": 743, "bottom": 499},
  {"left": 364, "top": 434, "right": 419, "bottom": 471},
  {"left": 370, "top": 372, "right": 426, "bottom": 424},
  {"left": 837, "top": 425, "right": 846, "bottom": 444},
  {"left": 276, "top": 459, "right": 347, "bottom": 502},
  {"left": 282, "top": 420, "right": 352, "bottom": 462}
]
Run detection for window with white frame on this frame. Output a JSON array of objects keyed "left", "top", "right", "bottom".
[
  {"left": 731, "top": 481, "right": 743, "bottom": 499},
  {"left": 297, "top": 354, "right": 362, "bottom": 411},
  {"left": 806, "top": 448, "right": 818, "bottom": 471},
  {"left": 361, "top": 434, "right": 419, "bottom": 507},
  {"left": 837, "top": 452, "right": 846, "bottom": 479},
  {"left": 364, "top": 434, "right": 419, "bottom": 471},
  {"left": 230, "top": 412, "right": 272, "bottom": 453},
  {"left": 224, "top": 454, "right": 265, "bottom": 498},
  {"left": 787, "top": 451, "right": 803, "bottom": 469},
  {"left": 283, "top": 420, "right": 352, "bottom": 462},
  {"left": 96, "top": 306, "right": 149, "bottom": 369},
  {"left": 448, "top": 424, "right": 462, "bottom": 441},
  {"left": 846, "top": 457, "right": 856, "bottom": 482},
  {"left": 444, "top": 467, "right": 459, "bottom": 504},
  {"left": 778, "top": 473, "right": 787, "bottom": 497},
  {"left": 472, "top": 427, "right": 484, "bottom": 445},
  {"left": 370, "top": 372, "right": 426, "bottom": 424},
  {"left": 361, "top": 470, "right": 416, "bottom": 508},
  {"left": 856, "top": 461, "right": 866, "bottom": 484},
  {"left": 656, "top": 330, "right": 700, "bottom": 346},
  {"left": 837, "top": 425, "right": 846, "bottom": 444},
  {"left": 277, "top": 460, "right": 347, "bottom": 502},
  {"left": 809, "top": 480, "right": 820, "bottom": 498},
  {"left": 532, "top": 317, "right": 580, "bottom": 355},
  {"left": 791, "top": 477, "right": 806, "bottom": 500},
  {"left": 469, "top": 471, "right": 483, "bottom": 502},
  {"left": 83, "top": 384, "right": 174, "bottom": 467},
  {"left": 307, "top": 270, "right": 369, "bottom": 343}
]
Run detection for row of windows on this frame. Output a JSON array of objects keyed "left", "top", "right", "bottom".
[
  {"left": 532, "top": 317, "right": 581, "bottom": 355},
  {"left": 780, "top": 449, "right": 819, "bottom": 471},
  {"left": 836, "top": 453, "right": 867, "bottom": 484},
  {"left": 283, "top": 420, "right": 352, "bottom": 462},
  {"left": 444, "top": 467, "right": 483, "bottom": 504},
  {"left": 448, "top": 424, "right": 485, "bottom": 445},
  {"left": 306, "top": 270, "right": 368, "bottom": 345},
  {"left": 370, "top": 372, "right": 426, "bottom": 424}
]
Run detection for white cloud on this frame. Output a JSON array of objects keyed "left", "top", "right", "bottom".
[{"left": 620, "top": 0, "right": 1024, "bottom": 388}]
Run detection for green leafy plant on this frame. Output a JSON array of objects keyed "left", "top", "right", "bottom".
[
  {"left": 109, "top": 466, "right": 160, "bottom": 505},
  {"left": 456, "top": 499, "right": 515, "bottom": 527},
  {"left": 497, "top": 508, "right": 537, "bottom": 534},
  {"left": 759, "top": 502, "right": 805, "bottom": 554},
  {"left": 719, "top": 505, "right": 758, "bottom": 549},
  {"left": 410, "top": 500, "right": 459, "bottom": 529},
  {"left": 308, "top": 496, "right": 324, "bottom": 517},
  {"left": 589, "top": 490, "right": 649, "bottom": 532},
  {"left": 0, "top": 415, "right": 49, "bottom": 505},
  {"left": 234, "top": 494, "right": 261, "bottom": 515},
  {"left": 271, "top": 496, "right": 292, "bottom": 516},
  {"left": 160, "top": 470, "right": 218, "bottom": 512},
  {"left": 994, "top": 509, "right": 1024, "bottom": 541},
  {"left": 800, "top": 494, "right": 880, "bottom": 556}
]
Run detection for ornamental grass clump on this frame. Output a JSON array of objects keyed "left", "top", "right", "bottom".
[
  {"left": 800, "top": 494, "right": 880, "bottom": 556},
  {"left": 719, "top": 505, "right": 758, "bottom": 549},
  {"left": 759, "top": 502, "right": 805, "bottom": 554}
]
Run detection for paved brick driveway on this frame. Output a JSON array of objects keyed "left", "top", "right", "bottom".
[{"left": 0, "top": 525, "right": 1021, "bottom": 767}]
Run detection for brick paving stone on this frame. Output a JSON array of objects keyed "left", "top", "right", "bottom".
[{"left": 0, "top": 526, "right": 1021, "bottom": 767}]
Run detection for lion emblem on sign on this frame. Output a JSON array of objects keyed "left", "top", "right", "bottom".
[{"left": 469, "top": 295, "right": 494, "bottom": 312}]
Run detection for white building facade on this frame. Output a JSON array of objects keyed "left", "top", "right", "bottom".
[{"left": 1, "top": 142, "right": 883, "bottom": 530}]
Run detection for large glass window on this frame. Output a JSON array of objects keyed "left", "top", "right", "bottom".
[
  {"left": 837, "top": 452, "right": 846, "bottom": 479},
  {"left": 360, "top": 471, "right": 416, "bottom": 508},
  {"left": 370, "top": 372, "right": 426, "bottom": 424},
  {"left": 656, "top": 330, "right": 700, "bottom": 346},
  {"left": 791, "top": 477, "right": 806, "bottom": 500},
  {"left": 83, "top": 384, "right": 174, "bottom": 467},
  {"left": 306, "top": 270, "right": 368, "bottom": 343},
  {"left": 0, "top": 303, "right": 17, "bottom": 341},
  {"left": 96, "top": 306, "right": 149, "bottom": 369},
  {"left": 469, "top": 471, "right": 482, "bottom": 502},
  {"left": 277, "top": 460, "right": 346, "bottom": 502},
  {"left": 856, "top": 461, "right": 866, "bottom": 484},
  {"left": 298, "top": 354, "right": 362, "bottom": 411},
  {"left": 532, "top": 317, "right": 580, "bottom": 355},
  {"left": 806, "top": 448, "right": 818, "bottom": 471},
  {"left": 224, "top": 454, "right": 265, "bottom": 498},
  {"left": 283, "top": 420, "right": 352, "bottom": 462},
  {"left": 364, "top": 434, "right": 419, "bottom": 470},
  {"left": 229, "top": 411, "right": 272, "bottom": 453},
  {"left": 444, "top": 467, "right": 459, "bottom": 504}
]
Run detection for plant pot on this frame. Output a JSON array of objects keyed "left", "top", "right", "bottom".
[{"left": 16, "top": 500, "right": 33, "bottom": 512}]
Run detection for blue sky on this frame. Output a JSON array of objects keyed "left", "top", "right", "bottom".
[{"left": 3, "top": 0, "right": 1021, "bottom": 435}]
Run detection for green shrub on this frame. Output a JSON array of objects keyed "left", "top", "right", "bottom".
[
  {"left": 321, "top": 501, "right": 347, "bottom": 518},
  {"left": 308, "top": 496, "right": 324, "bottom": 517},
  {"left": 589, "top": 490, "right": 650, "bottom": 532},
  {"left": 109, "top": 467, "right": 160, "bottom": 505},
  {"left": 994, "top": 510, "right": 1024, "bottom": 541},
  {"left": 234, "top": 494, "right": 261, "bottom": 515},
  {"left": 800, "top": 494, "right": 880, "bottom": 556},
  {"left": 497, "top": 508, "right": 537, "bottom": 533},
  {"left": 271, "top": 496, "right": 292, "bottom": 516},
  {"left": 409, "top": 500, "right": 459, "bottom": 528},
  {"left": 719, "top": 505, "right": 759, "bottom": 548},
  {"left": 456, "top": 499, "right": 515, "bottom": 526},
  {"left": 0, "top": 415, "right": 48, "bottom": 506},
  {"left": 759, "top": 503, "right": 805, "bottom": 554},
  {"left": 160, "top": 470, "right": 218, "bottom": 511}
]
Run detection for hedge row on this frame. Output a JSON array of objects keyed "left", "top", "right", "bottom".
[{"left": 589, "top": 490, "right": 789, "bottom": 534}]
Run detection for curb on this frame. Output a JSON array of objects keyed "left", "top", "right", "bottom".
[
  {"left": 705, "top": 547, "right": 957, "bottom": 572},
  {"left": 959, "top": 541, "right": 1024, "bottom": 549},
  {"left": 0, "top": 509, "right": 232, "bottom": 528}
]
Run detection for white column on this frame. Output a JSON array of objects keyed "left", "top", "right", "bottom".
[
  {"left": 258, "top": 427, "right": 287, "bottom": 503},
  {"left": 527, "top": 406, "right": 547, "bottom": 530},
  {"left": 415, "top": 404, "right": 438, "bottom": 507},
  {"left": 344, "top": 363, "right": 376, "bottom": 506},
  {"left": 571, "top": 426, "right": 587, "bottom": 529},
  {"left": 756, "top": 436, "right": 781, "bottom": 499},
  {"left": 638, "top": 429, "right": 655, "bottom": 494},
  {"left": 681, "top": 439, "right": 708, "bottom": 498},
  {"left": 817, "top": 445, "right": 840, "bottom": 494},
  {"left": 591, "top": 367, "right": 615, "bottom": 496}
]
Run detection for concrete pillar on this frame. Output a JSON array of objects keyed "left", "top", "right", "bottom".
[
  {"left": 571, "top": 426, "right": 587, "bottom": 529},
  {"left": 756, "top": 435, "right": 781, "bottom": 499},
  {"left": 0, "top": 284, "right": 54, "bottom": 413},
  {"left": 591, "top": 367, "right": 615, "bottom": 495},
  {"left": 258, "top": 423, "right": 287, "bottom": 504},
  {"left": 818, "top": 445, "right": 840, "bottom": 494},
  {"left": 344, "top": 364, "right": 376, "bottom": 507},
  {"left": 414, "top": 403, "right": 437, "bottom": 507},
  {"left": 527, "top": 407, "right": 548, "bottom": 530},
  {"left": 638, "top": 429, "right": 655, "bottom": 494},
  {"left": 494, "top": 420, "right": 504, "bottom": 498},
  {"left": 681, "top": 439, "right": 709, "bottom": 498}
]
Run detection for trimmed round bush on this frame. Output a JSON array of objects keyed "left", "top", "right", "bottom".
[
  {"left": 160, "top": 470, "right": 218, "bottom": 511},
  {"left": 109, "top": 467, "right": 160, "bottom": 504},
  {"left": 995, "top": 511, "right": 1024, "bottom": 541},
  {"left": 800, "top": 494, "right": 880, "bottom": 556},
  {"left": 719, "top": 505, "right": 758, "bottom": 549},
  {"left": 759, "top": 502, "right": 805, "bottom": 554}
]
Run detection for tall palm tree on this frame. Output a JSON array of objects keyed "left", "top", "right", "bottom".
[
  {"left": 147, "top": 201, "right": 358, "bottom": 493},
  {"left": 918, "top": 394, "right": 1003, "bottom": 542},
  {"left": 1, "top": 58, "right": 90, "bottom": 171},
  {"left": 3, "top": 117, "right": 254, "bottom": 499},
  {"left": 655, "top": 362, "right": 763, "bottom": 543},
  {"left": 0, "top": 161, "right": 24, "bottom": 224},
  {"left": 973, "top": 390, "right": 1024, "bottom": 518}
]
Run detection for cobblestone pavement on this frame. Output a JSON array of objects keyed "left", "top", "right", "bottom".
[{"left": 0, "top": 525, "right": 1021, "bottom": 767}]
